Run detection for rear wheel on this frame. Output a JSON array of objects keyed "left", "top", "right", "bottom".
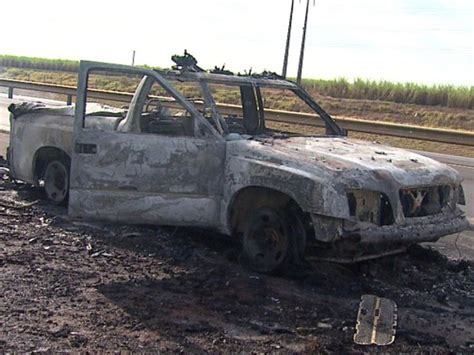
[
  {"left": 43, "top": 159, "right": 69, "bottom": 205},
  {"left": 242, "top": 207, "right": 291, "bottom": 273}
]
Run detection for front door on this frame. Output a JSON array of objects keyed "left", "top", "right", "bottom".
[{"left": 68, "top": 62, "right": 225, "bottom": 227}]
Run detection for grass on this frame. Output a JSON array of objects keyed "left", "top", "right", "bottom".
[
  {"left": 1, "top": 54, "right": 472, "bottom": 109},
  {"left": 301, "top": 78, "right": 473, "bottom": 110},
  {"left": 0, "top": 55, "right": 78, "bottom": 72}
]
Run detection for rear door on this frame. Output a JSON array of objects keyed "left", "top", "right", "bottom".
[{"left": 68, "top": 62, "right": 225, "bottom": 227}]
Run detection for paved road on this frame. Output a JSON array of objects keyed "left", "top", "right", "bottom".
[
  {"left": 0, "top": 131, "right": 8, "bottom": 158},
  {"left": 1, "top": 93, "right": 473, "bottom": 219}
]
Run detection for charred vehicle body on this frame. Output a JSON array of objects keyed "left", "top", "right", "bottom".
[{"left": 7, "top": 59, "right": 469, "bottom": 272}]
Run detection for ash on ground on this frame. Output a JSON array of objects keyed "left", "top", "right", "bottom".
[{"left": 1, "top": 179, "right": 473, "bottom": 353}]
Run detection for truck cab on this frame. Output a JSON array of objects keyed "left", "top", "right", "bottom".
[{"left": 8, "top": 60, "right": 469, "bottom": 272}]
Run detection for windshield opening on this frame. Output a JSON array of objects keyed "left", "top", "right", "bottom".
[
  {"left": 203, "top": 81, "right": 340, "bottom": 138},
  {"left": 157, "top": 72, "right": 343, "bottom": 138},
  {"left": 206, "top": 82, "right": 263, "bottom": 136}
]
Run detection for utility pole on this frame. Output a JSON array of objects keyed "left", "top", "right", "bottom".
[
  {"left": 297, "top": 0, "right": 313, "bottom": 85},
  {"left": 282, "top": 0, "right": 295, "bottom": 78},
  {"left": 131, "top": 50, "right": 136, "bottom": 66}
]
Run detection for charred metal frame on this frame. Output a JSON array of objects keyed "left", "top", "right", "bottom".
[
  {"left": 158, "top": 70, "right": 345, "bottom": 137},
  {"left": 7, "top": 60, "right": 469, "bottom": 263}
]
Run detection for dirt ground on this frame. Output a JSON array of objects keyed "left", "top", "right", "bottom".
[{"left": 1, "top": 178, "right": 473, "bottom": 353}]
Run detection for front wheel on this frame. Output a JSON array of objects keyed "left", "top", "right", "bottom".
[
  {"left": 242, "top": 207, "right": 291, "bottom": 273},
  {"left": 43, "top": 159, "right": 70, "bottom": 205}
]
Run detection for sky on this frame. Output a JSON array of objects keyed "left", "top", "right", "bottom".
[{"left": 1, "top": 0, "right": 472, "bottom": 86}]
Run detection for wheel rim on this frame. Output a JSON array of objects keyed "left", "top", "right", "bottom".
[
  {"left": 44, "top": 161, "right": 68, "bottom": 203},
  {"left": 243, "top": 209, "right": 289, "bottom": 273}
]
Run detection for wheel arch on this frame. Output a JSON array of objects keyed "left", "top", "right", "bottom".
[
  {"left": 33, "top": 146, "right": 71, "bottom": 183},
  {"left": 227, "top": 185, "right": 310, "bottom": 237}
]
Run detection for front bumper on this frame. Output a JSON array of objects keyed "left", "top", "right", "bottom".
[{"left": 343, "top": 212, "right": 469, "bottom": 245}]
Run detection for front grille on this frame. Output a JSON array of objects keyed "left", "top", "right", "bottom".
[
  {"left": 399, "top": 185, "right": 451, "bottom": 218},
  {"left": 347, "top": 190, "right": 394, "bottom": 226}
]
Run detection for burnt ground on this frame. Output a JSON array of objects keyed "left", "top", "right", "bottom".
[{"left": 1, "top": 180, "right": 473, "bottom": 353}]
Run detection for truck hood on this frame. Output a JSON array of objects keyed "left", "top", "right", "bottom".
[{"left": 227, "top": 136, "right": 461, "bottom": 189}]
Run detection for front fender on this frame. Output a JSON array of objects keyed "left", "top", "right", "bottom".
[{"left": 220, "top": 156, "right": 350, "bottom": 233}]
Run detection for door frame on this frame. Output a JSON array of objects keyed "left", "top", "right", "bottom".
[
  {"left": 74, "top": 61, "right": 222, "bottom": 140},
  {"left": 69, "top": 61, "right": 227, "bottom": 226}
]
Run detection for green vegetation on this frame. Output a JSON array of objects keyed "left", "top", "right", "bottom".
[
  {"left": 301, "top": 78, "right": 473, "bottom": 110},
  {"left": 0, "top": 55, "right": 79, "bottom": 72},
  {"left": 2, "top": 68, "right": 77, "bottom": 86},
  {"left": 1, "top": 54, "right": 472, "bottom": 110}
]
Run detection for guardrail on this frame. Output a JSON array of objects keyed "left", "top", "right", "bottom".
[{"left": 1, "top": 78, "right": 473, "bottom": 146}]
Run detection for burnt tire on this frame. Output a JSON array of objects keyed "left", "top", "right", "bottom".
[
  {"left": 285, "top": 209, "right": 308, "bottom": 266},
  {"left": 242, "top": 207, "right": 291, "bottom": 274},
  {"left": 43, "top": 159, "right": 70, "bottom": 205}
]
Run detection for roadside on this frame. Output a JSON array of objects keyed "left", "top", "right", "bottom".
[
  {"left": 1, "top": 105, "right": 473, "bottom": 352},
  {"left": 0, "top": 181, "right": 473, "bottom": 353},
  {"left": 427, "top": 230, "right": 474, "bottom": 260}
]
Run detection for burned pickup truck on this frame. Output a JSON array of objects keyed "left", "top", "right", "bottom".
[{"left": 7, "top": 60, "right": 469, "bottom": 272}]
